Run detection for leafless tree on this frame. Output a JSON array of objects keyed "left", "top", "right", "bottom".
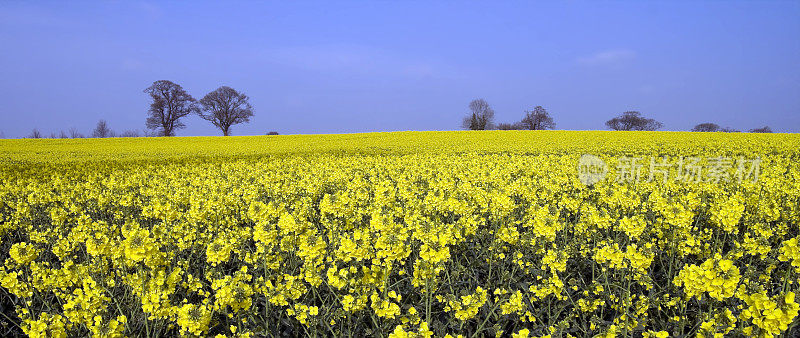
[
  {"left": 142, "top": 129, "right": 160, "bottom": 137},
  {"left": 749, "top": 126, "right": 773, "bottom": 133},
  {"left": 496, "top": 122, "right": 523, "bottom": 130},
  {"left": 693, "top": 123, "right": 739, "bottom": 132},
  {"left": 520, "top": 106, "right": 556, "bottom": 130},
  {"left": 120, "top": 130, "right": 141, "bottom": 137},
  {"left": 69, "top": 127, "right": 85, "bottom": 139},
  {"left": 692, "top": 123, "right": 720, "bottom": 132},
  {"left": 58, "top": 130, "right": 68, "bottom": 138},
  {"left": 198, "top": 86, "right": 254, "bottom": 136},
  {"left": 461, "top": 99, "right": 495, "bottom": 130},
  {"left": 92, "top": 120, "right": 115, "bottom": 138},
  {"left": 28, "top": 129, "right": 42, "bottom": 139},
  {"left": 144, "top": 80, "right": 199, "bottom": 136},
  {"left": 605, "top": 111, "right": 663, "bottom": 131}
]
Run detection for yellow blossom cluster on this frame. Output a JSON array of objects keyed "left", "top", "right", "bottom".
[
  {"left": 673, "top": 255, "right": 741, "bottom": 301},
  {"left": 739, "top": 291, "right": 800, "bottom": 337},
  {"left": 0, "top": 130, "right": 799, "bottom": 336},
  {"left": 441, "top": 287, "right": 488, "bottom": 321}
]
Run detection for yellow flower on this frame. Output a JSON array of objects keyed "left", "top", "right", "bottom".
[
  {"left": 674, "top": 255, "right": 740, "bottom": 301},
  {"left": 512, "top": 328, "right": 530, "bottom": 338},
  {"left": 9, "top": 242, "right": 38, "bottom": 266},
  {"left": 22, "top": 312, "right": 68, "bottom": 338},
  {"left": 177, "top": 302, "right": 212, "bottom": 336}
]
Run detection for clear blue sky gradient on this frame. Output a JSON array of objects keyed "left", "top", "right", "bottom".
[{"left": 1, "top": 1, "right": 798, "bottom": 138}]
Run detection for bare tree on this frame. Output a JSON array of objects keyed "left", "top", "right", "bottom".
[
  {"left": 520, "top": 106, "right": 556, "bottom": 130},
  {"left": 142, "top": 129, "right": 160, "bottom": 137},
  {"left": 69, "top": 127, "right": 85, "bottom": 139},
  {"left": 120, "top": 130, "right": 141, "bottom": 137},
  {"left": 749, "top": 126, "right": 773, "bottom": 133},
  {"left": 198, "top": 86, "right": 254, "bottom": 136},
  {"left": 28, "top": 129, "right": 42, "bottom": 139},
  {"left": 605, "top": 111, "right": 663, "bottom": 131},
  {"left": 58, "top": 130, "right": 68, "bottom": 138},
  {"left": 496, "top": 122, "right": 523, "bottom": 130},
  {"left": 92, "top": 120, "right": 115, "bottom": 138},
  {"left": 692, "top": 123, "right": 739, "bottom": 132},
  {"left": 692, "top": 123, "right": 720, "bottom": 132},
  {"left": 461, "top": 99, "right": 495, "bottom": 130},
  {"left": 144, "top": 80, "right": 199, "bottom": 136}
]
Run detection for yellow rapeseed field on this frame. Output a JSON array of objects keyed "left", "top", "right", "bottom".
[{"left": 1, "top": 130, "right": 799, "bottom": 337}]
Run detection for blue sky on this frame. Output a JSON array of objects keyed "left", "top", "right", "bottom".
[{"left": 1, "top": 1, "right": 798, "bottom": 137}]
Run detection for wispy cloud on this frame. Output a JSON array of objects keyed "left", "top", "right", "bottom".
[{"left": 577, "top": 49, "right": 637, "bottom": 66}]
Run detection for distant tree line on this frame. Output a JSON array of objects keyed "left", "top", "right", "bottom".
[
  {"left": 144, "top": 80, "right": 254, "bottom": 136},
  {"left": 463, "top": 99, "right": 557, "bottom": 131},
  {"left": 460, "top": 98, "right": 774, "bottom": 133},
  {"left": 605, "top": 111, "right": 662, "bottom": 131},
  {"left": 16, "top": 80, "right": 257, "bottom": 139},
  {"left": 6, "top": 94, "right": 783, "bottom": 138},
  {"left": 691, "top": 123, "right": 772, "bottom": 133},
  {"left": 23, "top": 121, "right": 157, "bottom": 139}
]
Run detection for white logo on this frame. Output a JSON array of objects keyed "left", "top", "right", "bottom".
[{"left": 578, "top": 154, "right": 608, "bottom": 185}]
